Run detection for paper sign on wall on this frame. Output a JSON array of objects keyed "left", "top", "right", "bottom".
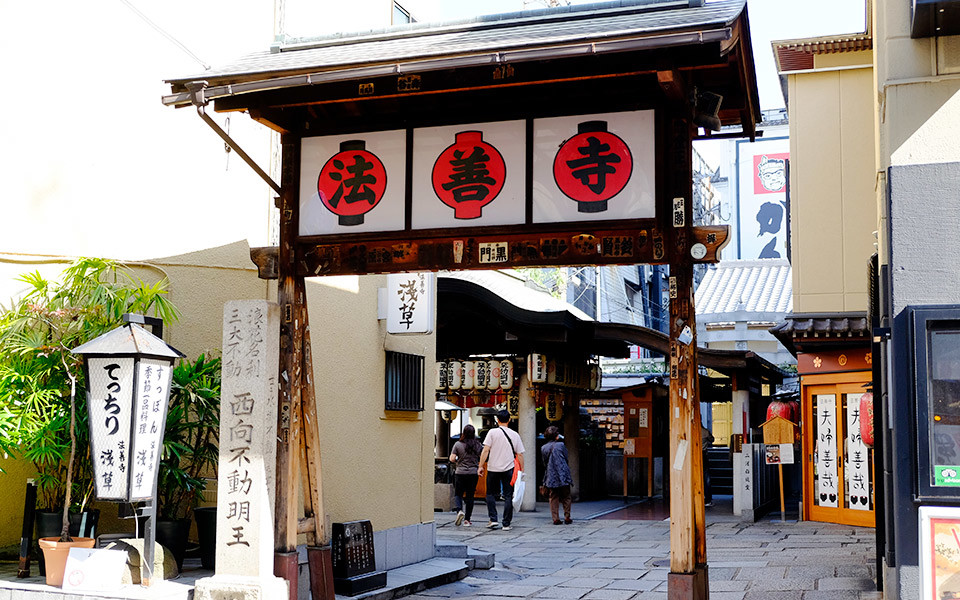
[
  {"left": 61, "top": 548, "right": 127, "bottom": 591},
  {"left": 387, "top": 272, "right": 435, "bottom": 334}
]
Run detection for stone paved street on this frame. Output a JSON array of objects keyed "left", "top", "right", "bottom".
[{"left": 426, "top": 499, "right": 880, "bottom": 600}]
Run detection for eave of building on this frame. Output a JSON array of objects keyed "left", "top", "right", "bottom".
[
  {"left": 772, "top": 32, "right": 873, "bottom": 74},
  {"left": 769, "top": 312, "right": 871, "bottom": 356}
]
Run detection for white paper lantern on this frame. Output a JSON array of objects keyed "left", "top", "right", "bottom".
[
  {"left": 486, "top": 360, "right": 500, "bottom": 389},
  {"left": 499, "top": 360, "right": 514, "bottom": 389},
  {"left": 590, "top": 364, "right": 602, "bottom": 391},
  {"left": 475, "top": 360, "right": 488, "bottom": 391},
  {"left": 448, "top": 360, "right": 463, "bottom": 390},
  {"left": 436, "top": 361, "right": 448, "bottom": 390},
  {"left": 528, "top": 354, "right": 547, "bottom": 383},
  {"left": 462, "top": 360, "right": 475, "bottom": 390}
]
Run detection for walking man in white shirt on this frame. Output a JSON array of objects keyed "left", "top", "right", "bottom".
[{"left": 478, "top": 410, "right": 525, "bottom": 530}]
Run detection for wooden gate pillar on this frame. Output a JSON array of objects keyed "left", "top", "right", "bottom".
[
  {"left": 276, "top": 133, "right": 302, "bottom": 600},
  {"left": 663, "top": 114, "right": 709, "bottom": 600}
]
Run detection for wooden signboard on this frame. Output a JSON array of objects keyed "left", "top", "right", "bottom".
[{"left": 760, "top": 415, "right": 799, "bottom": 522}]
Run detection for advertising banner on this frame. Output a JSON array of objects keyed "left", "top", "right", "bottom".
[{"left": 737, "top": 136, "right": 789, "bottom": 259}]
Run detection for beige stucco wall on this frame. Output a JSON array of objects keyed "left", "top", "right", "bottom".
[
  {"left": 786, "top": 58, "right": 877, "bottom": 314},
  {"left": 307, "top": 274, "right": 436, "bottom": 531}
]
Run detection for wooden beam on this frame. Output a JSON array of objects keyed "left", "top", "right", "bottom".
[
  {"left": 657, "top": 69, "right": 687, "bottom": 103},
  {"left": 300, "top": 280, "right": 329, "bottom": 546},
  {"left": 275, "top": 134, "right": 303, "bottom": 600},
  {"left": 664, "top": 111, "right": 708, "bottom": 600},
  {"left": 251, "top": 226, "right": 729, "bottom": 279},
  {"left": 297, "top": 225, "right": 729, "bottom": 277}
]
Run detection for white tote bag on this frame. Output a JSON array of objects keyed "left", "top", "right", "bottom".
[{"left": 512, "top": 472, "right": 525, "bottom": 512}]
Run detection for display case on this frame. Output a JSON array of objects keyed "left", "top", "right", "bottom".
[{"left": 912, "top": 306, "right": 960, "bottom": 500}]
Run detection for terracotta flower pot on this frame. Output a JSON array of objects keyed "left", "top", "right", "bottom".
[{"left": 38, "top": 537, "right": 95, "bottom": 587}]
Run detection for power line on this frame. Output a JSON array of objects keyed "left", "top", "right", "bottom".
[{"left": 118, "top": 0, "right": 211, "bottom": 71}]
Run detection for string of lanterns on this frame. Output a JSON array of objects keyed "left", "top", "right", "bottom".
[{"left": 436, "top": 354, "right": 603, "bottom": 422}]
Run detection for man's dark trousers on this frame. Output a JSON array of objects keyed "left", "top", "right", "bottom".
[{"left": 485, "top": 468, "right": 515, "bottom": 526}]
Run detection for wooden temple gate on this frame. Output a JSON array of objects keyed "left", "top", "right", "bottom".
[{"left": 163, "top": 2, "right": 761, "bottom": 598}]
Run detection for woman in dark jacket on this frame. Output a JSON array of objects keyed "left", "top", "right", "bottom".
[
  {"left": 541, "top": 425, "right": 574, "bottom": 524},
  {"left": 449, "top": 424, "right": 482, "bottom": 526}
]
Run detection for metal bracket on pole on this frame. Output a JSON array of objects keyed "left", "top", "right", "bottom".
[{"left": 185, "top": 81, "right": 282, "bottom": 195}]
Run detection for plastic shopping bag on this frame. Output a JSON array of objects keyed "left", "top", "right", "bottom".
[{"left": 512, "top": 472, "right": 525, "bottom": 512}]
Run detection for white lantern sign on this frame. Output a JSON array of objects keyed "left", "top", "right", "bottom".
[
  {"left": 486, "top": 360, "right": 500, "bottom": 390},
  {"left": 74, "top": 323, "right": 183, "bottom": 503},
  {"left": 499, "top": 360, "right": 514, "bottom": 389},
  {"left": 447, "top": 361, "right": 463, "bottom": 390},
  {"left": 436, "top": 361, "right": 448, "bottom": 390},
  {"left": 528, "top": 354, "right": 547, "bottom": 383},
  {"left": 462, "top": 360, "right": 476, "bottom": 390}
]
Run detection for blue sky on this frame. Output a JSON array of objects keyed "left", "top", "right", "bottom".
[{"left": 431, "top": 0, "right": 868, "bottom": 109}]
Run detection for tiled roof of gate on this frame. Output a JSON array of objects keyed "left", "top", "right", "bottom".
[
  {"left": 695, "top": 259, "right": 792, "bottom": 316},
  {"left": 166, "top": 0, "right": 746, "bottom": 86}
]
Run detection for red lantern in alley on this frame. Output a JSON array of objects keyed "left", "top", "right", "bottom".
[
  {"left": 766, "top": 399, "right": 795, "bottom": 423},
  {"left": 860, "top": 391, "right": 875, "bottom": 447},
  {"left": 787, "top": 399, "right": 801, "bottom": 422}
]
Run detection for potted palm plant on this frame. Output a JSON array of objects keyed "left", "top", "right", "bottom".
[
  {"left": 0, "top": 258, "right": 178, "bottom": 585},
  {"left": 155, "top": 353, "right": 221, "bottom": 571}
]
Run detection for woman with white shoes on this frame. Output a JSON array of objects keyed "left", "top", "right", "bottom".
[{"left": 449, "top": 424, "right": 482, "bottom": 527}]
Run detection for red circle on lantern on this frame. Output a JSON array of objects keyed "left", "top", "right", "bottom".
[
  {"left": 554, "top": 121, "right": 632, "bottom": 211},
  {"left": 432, "top": 131, "right": 506, "bottom": 220},
  {"left": 317, "top": 140, "right": 387, "bottom": 226}
]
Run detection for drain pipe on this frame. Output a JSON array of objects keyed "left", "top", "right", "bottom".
[{"left": 185, "top": 81, "right": 281, "bottom": 195}]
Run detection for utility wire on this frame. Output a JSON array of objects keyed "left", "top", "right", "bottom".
[{"left": 118, "top": 0, "right": 211, "bottom": 71}]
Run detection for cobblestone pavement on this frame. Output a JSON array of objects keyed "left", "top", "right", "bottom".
[{"left": 425, "top": 499, "right": 881, "bottom": 600}]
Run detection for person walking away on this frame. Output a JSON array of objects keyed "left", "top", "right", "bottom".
[
  {"left": 449, "top": 424, "right": 482, "bottom": 526},
  {"left": 478, "top": 410, "right": 524, "bottom": 530},
  {"left": 541, "top": 425, "right": 574, "bottom": 524}
]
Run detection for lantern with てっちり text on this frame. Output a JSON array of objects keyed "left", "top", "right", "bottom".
[{"left": 73, "top": 322, "right": 184, "bottom": 503}]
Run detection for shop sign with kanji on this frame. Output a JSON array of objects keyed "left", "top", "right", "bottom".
[{"left": 386, "top": 272, "right": 434, "bottom": 334}]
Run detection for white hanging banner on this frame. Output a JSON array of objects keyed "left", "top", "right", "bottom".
[
  {"left": 846, "top": 393, "right": 870, "bottom": 510},
  {"left": 736, "top": 136, "right": 789, "bottom": 259},
  {"left": 816, "top": 395, "right": 839, "bottom": 508},
  {"left": 386, "top": 272, "right": 434, "bottom": 334}
]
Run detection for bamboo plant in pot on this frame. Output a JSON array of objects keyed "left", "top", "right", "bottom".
[
  {"left": 155, "top": 353, "right": 221, "bottom": 571},
  {"left": 0, "top": 258, "right": 178, "bottom": 585}
]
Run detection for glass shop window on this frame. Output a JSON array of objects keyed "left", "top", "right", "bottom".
[{"left": 929, "top": 329, "right": 960, "bottom": 482}]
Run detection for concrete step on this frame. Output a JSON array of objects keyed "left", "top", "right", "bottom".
[
  {"left": 343, "top": 558, "right": 469, "bottom": 600},
  {"left": 435, "top": 540, "right": 469, "bottom": 558},
  {"left": 467, "top": 549, "right": 495, "bottom": 570}
]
